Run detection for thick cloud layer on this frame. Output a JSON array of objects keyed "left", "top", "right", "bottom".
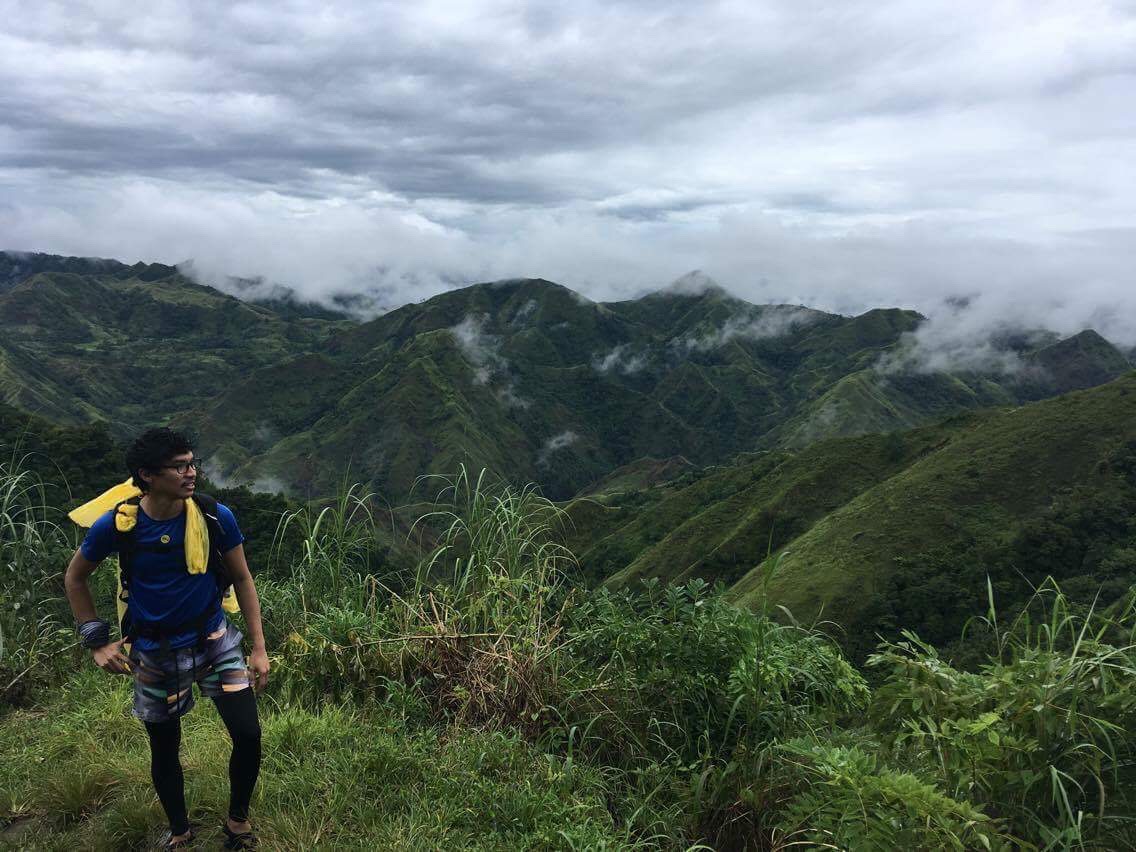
[{"left": 2, "top": 0, "right": 1134, "bottom": 343}]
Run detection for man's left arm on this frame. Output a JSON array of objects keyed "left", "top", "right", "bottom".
[{"left": 223, "top": 543, "right": 270, "bottom": 691}]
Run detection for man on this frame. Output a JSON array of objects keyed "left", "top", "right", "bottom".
[{"left": 64, "top": 427, "right": 269, "bottom": 850}]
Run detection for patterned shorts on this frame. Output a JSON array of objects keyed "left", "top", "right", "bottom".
[{"left": 128, "top": 620, "right": 251, "bottom": 723}]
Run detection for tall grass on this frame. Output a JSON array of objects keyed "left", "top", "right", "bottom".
[
  {"left": 6, "top": 462, "right": 1136, "bottom": 849},
  {"left": 391, "top": 466, "right": 577, "bottom": 728},
  {"left": 0, "top": 452, "right": 75, "bottom": 706},
  {"left": 267, "top": 467, "right": 578, "bottom": 726},
  {"left": 270, "top": 477, "right": 384, "bottom": 606},
  {"left": 870, "top": 580, "right": 1136, "bottom": 849}
]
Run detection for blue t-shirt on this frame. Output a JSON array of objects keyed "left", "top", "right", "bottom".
[{"left": 81, "top": 500, "right": 244, "bottom": 651}]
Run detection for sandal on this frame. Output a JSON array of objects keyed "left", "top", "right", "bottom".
[
  {"left": 156, "top": 827, "right": 195, "bottom": 849},
  {"left": 222, "top": 823, "right": 258, "bottom": 849}
]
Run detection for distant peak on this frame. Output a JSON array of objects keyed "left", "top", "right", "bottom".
[
  {"left": 662, "top": 270, "right": 726, "bottom": 297},
  {"left": 487, "top": 277, "right": 568, "bottom": 292},
  {"left": 1063, "top": 328, "right": 1110, "bottom": 346},
  {"left": 477, "top": 277, "right": 594, "bottom": 305},
  {"left": 1033, "top": 328, "right": 1118, "bottom": 357}
]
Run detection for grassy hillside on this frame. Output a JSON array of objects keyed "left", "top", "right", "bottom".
[
  {"left": 188, "top": 276, "right": 1131, "bottom": 503},
  {"left": 2, "top": 252, "right": 1131, "bottom": 507},
  {"left": 578, "top": 422, "right": 968, "bottom": 590},
  {"left": 0, "top": 257, "right": 347, "bottom": 432},
  {"left": 573, "top": 455, "right": 697, "bottom": 498},
  {"left": 566, "top": 374, "right": 1136, "bottom": 659},
  {"left": 731, "top": 370, "right": 1136, "bottom": 656}
]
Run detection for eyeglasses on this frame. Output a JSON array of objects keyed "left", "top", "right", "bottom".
[{"left": 160, "top": 458, "right": 204, "bottom": 475}]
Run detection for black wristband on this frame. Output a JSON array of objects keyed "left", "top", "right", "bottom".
[{"left": 78, "top": 619, "right": 111, "bottom": 650}]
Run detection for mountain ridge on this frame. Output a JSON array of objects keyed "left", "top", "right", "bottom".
[
  {"left": 563, "top": 371, "right": 1136, "bottom": 657},
  {"left": 1, "top": 251, "right": 1131, "bottom": 506},
  {"left": 3, "top": 251, "right": 1135, "bottom": 650}
]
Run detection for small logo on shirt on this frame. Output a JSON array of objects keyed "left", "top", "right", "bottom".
[{"left": 160, "top": 534, "right": 171, "bottom": 544}]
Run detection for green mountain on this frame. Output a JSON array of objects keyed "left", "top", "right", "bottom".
[
  {"left": 2, "top": 252, "right": 1131, "bottom": 512},
  {"left": 0, "top": 254, "right": 349, "bottom": 431},
  {"left": 186, "top": 277, "right": 1130, "bottom": 502},
  {"left": 0, "top": 251, "right": 169, "bottom": 292},
  {"left": 734, "top": 372, "right": 1136, "bottom": 656},
  {"left": 564, "top": 425, "right": 954, "bottom": 588},
  {"left": 566, "top": 373, "right": 1136, "bottom": 658},
  {"left": 3, "top": 251, "right": 1135, "bottom": 654},
  {"left": 1025, "top": 328, "right": 1133, "bottom": 392}
]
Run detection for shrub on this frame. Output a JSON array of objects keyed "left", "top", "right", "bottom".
[
  {"left": 0, "top": 453, "right": 78, "bottom": 706},
  {"left": 774, "top": 738, "right": 999, "bottom": 850},
  {"left": 869, "top": 582, "right": 1136, "bottom": 848},
  {"left": 564, "top": 579, "right": 868, "bottom": 762},
  {"left": 558, "top": 579, "right": 870, "bottom": 848}
]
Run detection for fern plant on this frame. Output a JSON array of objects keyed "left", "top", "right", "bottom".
[
  {"left": 869, "top": 581, "right": 1136, "bottom": 849},
  {"left": 775, "top": 738, "right": 1000, "bottom": 850}
]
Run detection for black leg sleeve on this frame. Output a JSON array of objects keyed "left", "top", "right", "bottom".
[
  {"left": 212, "top": 688, "right": 261, "bottom": 822},
  {"left": 144, "top": 719, "right": 189, "bottom": 835}
]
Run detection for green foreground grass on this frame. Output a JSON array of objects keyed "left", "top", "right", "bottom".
[
  {"left": 0, "top": 670, "right": 624, "bottom": 851},
  {"left": 4, "top": 462, "right": 1136, "bottom": 850}
]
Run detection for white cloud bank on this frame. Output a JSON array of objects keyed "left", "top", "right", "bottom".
[
  {"left": 593, "top": 344, "right": 648, "bottom": 375},
  {"left": 537, "top": 430, "right": 579, "bottom": 466},
  {"left": 674, "top": 306, "right": 824, "bottom": 353},
  {"left": 1, "top": 0, "right": 1134, "bottom": 346}
]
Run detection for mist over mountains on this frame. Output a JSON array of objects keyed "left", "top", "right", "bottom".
[
  {"left": 6, "top": 6, "right": 1136, "bottom": 842},
  {"left": 4, "top": 248, "right": 1136, "bottom": 664},
  {"left": 1, "top": 250, "right": 1131, "bottom": 504}
]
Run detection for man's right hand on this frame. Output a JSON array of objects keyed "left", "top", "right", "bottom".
[{"left": 92, "top": 639, "right": 132, "bottom": 675}]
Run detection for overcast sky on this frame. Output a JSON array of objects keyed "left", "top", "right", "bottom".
[{"left": 2, "top": 0, "right": 1134, "bottom": 343}]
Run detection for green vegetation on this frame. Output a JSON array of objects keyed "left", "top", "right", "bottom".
[
  {"left": 0, "top": 258, "right": 347, "bottom": 432},
  {"left": 0, "top": 403, "right": 121, "bottom": 503},
  {"left": 4, "top": 252, "right": 1136, "bottom": 847},
  {"left": 4, "top": 460, "right": 1136, "bottom": 849},
  {"left": 4, "top": 253, "right": 1129, "bottom": 505},
  {"left": 563, "top": 374, "right": 1136, "bottom": 665},
  {"left": 0, "top": 671, "right": 625, "bottom": 850},
  {"left": 735, "top": 372, "right": 1136, "bottom": 661},
  {"left": 0, "top": 451, "right": 80, "bottom": 707}
]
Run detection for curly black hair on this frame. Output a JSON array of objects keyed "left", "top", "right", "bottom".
[{"left": 125, "top": 427, "right": 194, "bottom": 491}]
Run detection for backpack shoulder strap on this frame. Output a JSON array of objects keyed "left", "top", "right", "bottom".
[
  {"left": 113, "top": 496, "right": 142, "bottom": 571},
  {"left": 191, "top": 492, "right": 223, "bottom": 549},
  {"left": 113, "top": 496, "right": 142, "bottom": 636},
  {"left": 191, "top": 493, "right": 235, "bottom": 590},
  {"left": 191, "top": 491, "right": 219, "bottom": 515}
]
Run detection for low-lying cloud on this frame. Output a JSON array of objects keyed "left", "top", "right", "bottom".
[
  {"left": 449, "top": 314, "right": 506, "bottom": 385},
  {"left": 449, "top": 313, "right": 529, "bottom": 406},
  {"left": 593, "top": 344, "right": 648, "bottom": 375},
  {"left": 674, "top": 305, "right": 823, "bottom": 353},
  {"left": 510, "top": 299, "right": 539, "bottom": 326},
  {"left": 1, "top": 0, "right": 1133, "bottom": 349},
  {"left": 537, "top": 430, "right": 580, "bottom": 467},
  {"left": 876, "top": 328, "right": 1029, "bottom": 376},
  {"left": 872, "top": 283, "right": 1132, "bottom": 377}
]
